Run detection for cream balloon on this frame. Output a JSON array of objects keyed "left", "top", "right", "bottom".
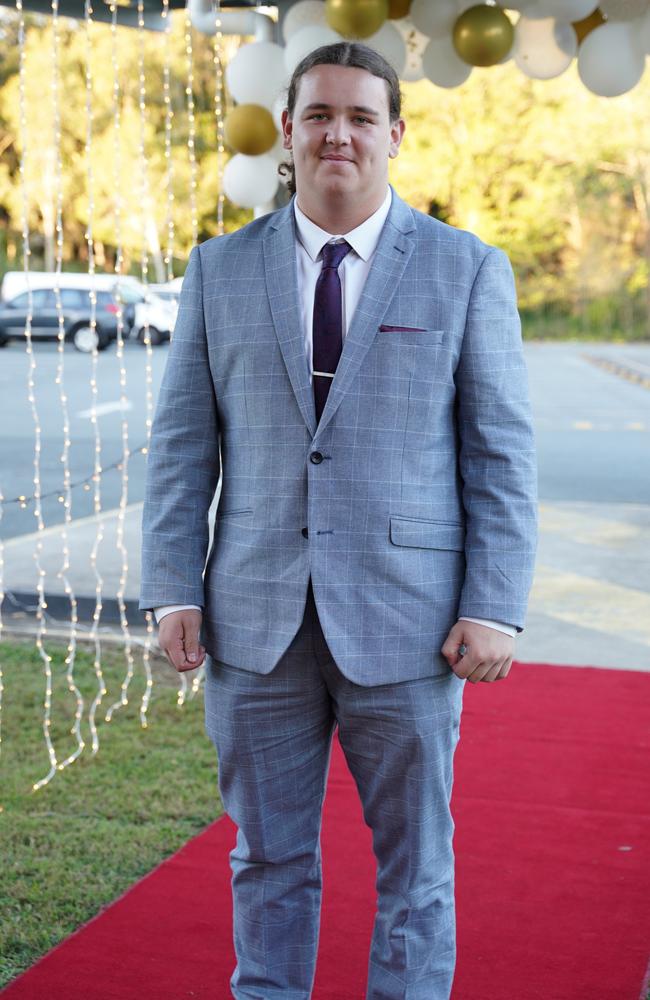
[
  {"left": 223, "top": 154, "right": 280, "bottom": 209},
  {"left": 282, "top": 0, "right": 328, "bottom": 42},
  {"left": 422, "top": 34, "right": 473, "bottom": 87},
  {"left": 393, "top": 17, "right": 429, "bottom": 80},
  {"left": 410, "top": 0, "right": 459, "bottom": 39},
  {"left": 284, "top": 24, "right": 343, "bottom": 73},
  {"left": 363, "top": 20, "right": 408, "bottom": 74},
  {"left": 600, "top": 0, "right": 649, "bottom": 19},
  {"left": 577, "top": 21, "right": 646, "bottom": 96},
  {"left": 514, "top": 17, "right": 577, "bottom": 79},
  {"left": 225, "top": 42, "right": 288, "bottom": 111}
]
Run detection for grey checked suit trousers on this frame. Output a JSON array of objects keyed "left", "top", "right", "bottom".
[{"left": 204, "top": 576, "right": 466, "bottom": 1000}]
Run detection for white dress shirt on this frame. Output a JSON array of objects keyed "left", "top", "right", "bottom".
[{"left": 155, "top": 188, "right": 515, "bottom": 638}]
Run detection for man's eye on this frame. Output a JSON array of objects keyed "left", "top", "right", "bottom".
[
  {"left": 354, "top": 117, "right": 370, "bottom": 124},
  {"left": 310, "top": 113, "right": 327, "bottom": 121}
]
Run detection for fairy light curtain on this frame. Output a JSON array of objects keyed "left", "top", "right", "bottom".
[{"left": 0, "top": 0, "right": 231, "bottom": 792}]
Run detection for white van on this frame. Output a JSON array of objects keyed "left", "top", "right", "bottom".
[{"left": 0, "top": 271, "right": 176, "bottom": 347}]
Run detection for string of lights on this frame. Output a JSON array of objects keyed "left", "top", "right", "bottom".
[
  {"left": 26, "top": 0, "right": 61, "bottom": 792},
  {"left": 0, "top": 0, "right": 33, "bottom": 788},
  {"left": 3, "top": 443, "right": 149, "bottom": 510},
  {"left": 213, "top": 0, "right": 225, "bottom": 239},
  {"left": 163, "top": 0, "right": 176, "bottom": 283},
  {"left": 105, "top": 0, "right": 151, "bottom": 724},
  {"left": 50, "top": 1, "right": 85, "bottom": 780},
  {"left": 184, "top": 0, "right": 199, "bottom": 249}
]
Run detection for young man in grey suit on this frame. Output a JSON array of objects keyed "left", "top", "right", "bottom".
[{"left": 140, "top": 42, "right": 537, "bottom": 1000}]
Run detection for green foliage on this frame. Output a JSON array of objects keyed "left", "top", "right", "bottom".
[
  {"left": 389, "top": 62, "right": 650, "bottom": 337},
  {"left": 0, "top": 12, "right": 649, "bottom": 334},
  {"left": 0, "top": 12, "right": 251, "bottom": 275},
  {"left": 0, "top": 638, "right": 220, "bottom": 989}
]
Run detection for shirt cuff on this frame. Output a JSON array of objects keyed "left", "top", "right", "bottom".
[
  {"left": 154, "top": 604, "right": 202, "bottom": 624},
  {"left": 458, "top": 616, "right": 516, "bottom": 638}
]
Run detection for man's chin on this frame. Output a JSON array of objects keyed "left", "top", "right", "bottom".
[{"left": 318, "top": 174, "right": 357, "bottom": 198}]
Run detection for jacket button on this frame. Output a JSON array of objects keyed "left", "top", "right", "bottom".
[
  {"left": 302, "top": 527, "right": 309, "bottom": 538},
  {"left": 310, "top": 451, "right": 323, "bottom": 464}
]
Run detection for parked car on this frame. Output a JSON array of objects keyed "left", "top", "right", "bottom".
[
  {"left": 118, "top": 282, "right": 177, "bottom": 345},
  {"left": 0, "top": 286, "right": 128, "bottom": 352},
  {"left": 0, "top": 270, "right": 176, "bottom": 349},
  {"left": 148, "top": 282, "right": 181, "bottom": 307}
]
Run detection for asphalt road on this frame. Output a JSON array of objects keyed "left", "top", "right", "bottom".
[
  {"left": 0, "top": 339, "right": 649, "bottom": 541},
  {"left": 528, "top": 342, "right": 650, "bottom": 504},
  {"left": 0, "top": 338, "right": 168, "bottom": 540}
]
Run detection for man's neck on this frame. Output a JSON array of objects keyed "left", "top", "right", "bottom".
[{"left": 295, "top": 189, "right": 387, "bottom": 235}]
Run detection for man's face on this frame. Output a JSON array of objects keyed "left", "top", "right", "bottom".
[{"left": 281, "top": 63, "right": 405, "bottom": 204}]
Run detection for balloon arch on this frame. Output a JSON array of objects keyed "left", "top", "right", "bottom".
[{"left": 214, "top": 0, "right": 650, "bottom": 209}]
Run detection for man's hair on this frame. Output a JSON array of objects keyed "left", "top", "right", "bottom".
[{"left": 278, "top": 42, "right": 402, "bottom": 197}]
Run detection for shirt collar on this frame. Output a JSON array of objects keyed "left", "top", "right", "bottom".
[{"left": 293, "top": 186, "right": 392, "bottom": 263}]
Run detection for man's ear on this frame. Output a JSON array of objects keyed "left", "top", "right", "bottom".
[
  {"left": 389, "top": 117, "right": 405, "bottom": 159},
  {"left": 281, "top": 108, "right": 292, "bottom": 150}
]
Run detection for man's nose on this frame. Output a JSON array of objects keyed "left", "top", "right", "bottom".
[{"left": 325, "top": 119, "right": 351, "bottom": 144}]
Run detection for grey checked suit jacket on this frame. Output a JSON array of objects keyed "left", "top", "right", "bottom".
[{"left": 139, "top": 186, "right": 538, "bottom": 685}]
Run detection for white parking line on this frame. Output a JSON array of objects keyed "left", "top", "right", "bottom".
[{"left": 77, "top": 400, "right": 133, "bottom": 419}]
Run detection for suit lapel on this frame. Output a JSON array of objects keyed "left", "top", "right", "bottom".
[
  {"left": 263, "top": 202, "right": 318, "bottom": 436},
  {"left": 263, "top": 187, "right": 417, "bottom": 439}
]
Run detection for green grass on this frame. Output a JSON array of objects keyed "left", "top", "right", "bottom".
[
  {"left": 521, "top": 293, "right": 650, "bottom": 343},
  {"left": 0, "top": 638, "right": 221, "bottom": 990}
]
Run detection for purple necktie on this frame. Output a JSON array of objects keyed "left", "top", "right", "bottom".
[{"left": 312, "top": 239, "right": 352, "bottom": 423}]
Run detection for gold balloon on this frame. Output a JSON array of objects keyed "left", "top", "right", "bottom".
[
  {"left": 224, "top": 104, "right": 278, "bottom": 157},
  {"left": 325, "top": 0, "right": 389, "bottom": 39},
  {"left": 388, "top": 0, "right": 412, "bottom": 18},
  {"left": 452, "top": 4, "right": 514, "bottom": 68},
  {"left": 572, "top": 7, "right": 606, "bottom": 44}
]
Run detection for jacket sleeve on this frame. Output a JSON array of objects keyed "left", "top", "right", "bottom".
[
  {"left": 139, "top": 245, "right": 221, "bottom": 611},
  {"left": 455, "top": 246, "right": 538, "bottom": 632}
]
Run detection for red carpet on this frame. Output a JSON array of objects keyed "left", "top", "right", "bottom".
[{"left": 2, "top": 662, "right": 649, "bottom": 1000}]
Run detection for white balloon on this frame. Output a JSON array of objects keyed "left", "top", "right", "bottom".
[
  {"left": 363, "top": 21, "right": 408, "bottom": 75},
  {"left": 225, "top": 42, "right": 288, "bottom": 110},
  {"left": 223, "top": 154, "right": 280, "bottom": 209},
  {"left": 577, "top": 21, "right": 646, "bottom": 96},
  {"left": 514, "top": 17, "right": 576, "bottom": 79},
  {"left": 272, "top": 93, "right": 286, "bottom": 131},
  {"left": 392, "top": 18, "right": 429, "bottom": 81},
  {"left": 282, "top": 0, "right": 328, "bottom": 42},
  {"left": 600, "top": 0, "right": 649, "bottom": 19},
  {"left": 284, "top": 25, "right": 342, "bottom": 74},
  {"left": 411, "top": 0, "right": 459, "bottom": 39},
  {"left": 422, "top": 35, "right": 472, "bottom": 87},
  {"left": 267, "top": 133, "right": 290, "bottom": 164}
]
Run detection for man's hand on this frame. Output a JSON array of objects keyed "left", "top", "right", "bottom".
[
  {"left": 441, "top": 620, "right": 514, "bottom": 683},
  {"left": 158, "top": 609, "right": 206, "bottom": 673}
]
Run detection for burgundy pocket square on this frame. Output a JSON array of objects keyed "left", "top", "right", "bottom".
[{"left": 379, "top": 324, "right": 428, "bottom": 332}]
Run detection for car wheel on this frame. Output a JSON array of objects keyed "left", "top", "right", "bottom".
[
  {"left": 137, "top": 326, "right": 163, "bottom": 346},
  {"left": 72, "top": 326, "right": 100, "bottom": 353},
  {"left": 0, "top": 334, "right": 8, "bottom": 348}
]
